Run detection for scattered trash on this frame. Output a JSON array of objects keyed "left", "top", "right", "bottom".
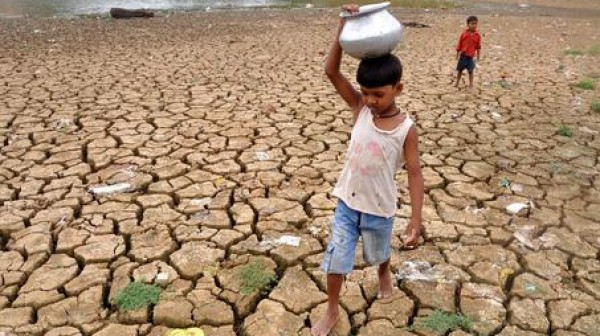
[
  {"left": 254, "top": 151, "right": 270, "bottom": 161},
  {"left": 510, "top": 184, "right": 523, "bottom": 193},
  {"left": 519, "top": 3, "right": 530, "bottom": 8},
  {"left": 305, "top": 3, "right": 314, "bottom": 8},
  {"left": 491, "top": 112, "right": 502, "bottom": 120},
  {"left": 191, "top": 197, "right": 212, "bottom": 209},
  {"left": 89, "top": 183, "right": 132, "bottom": 197},
  {"left": 165, "top": 328, "right": 204, "bottom": 336},
  {"left": 205, "top": 6, "right": 211, "bottom": 12},
  {"left": 55, "top": 119, "right": 73, "bottom": 131},
  {"left": 278, "top": 235, "right": 301, "bottom": 246},
  {"left": 155, "top": 272, "right": 169, "bottom": 286},
  {"left": 524, "top": 282, "right": 538, "bottom": 292},
  {"left": 450, "top": 113, "right": 460, "bottom": 120},
  {"left": 498, "top": 267, "right": 514, "bottom": 288},
  {"left": 506, "top": 201, "right": 534, "bottom": 215},
  {"left": 396, "top": 261, "right": 452, "bottom": 283},
  {"left": 33, "top": 29, "right": 42, "bottom": 34},
  {"left": 499, "top": 178, "right": 511, "bottom": 189},
  {"left": 260, "top": 235, "right": 301, "bottom": 248}
]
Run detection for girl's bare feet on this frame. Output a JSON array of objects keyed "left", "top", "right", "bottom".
[
  {"left": 311, "top": 307, "right": 339, "bottom": 336},
  {"left": 377, "top": 263, "right": 393, "bottom": 299}
]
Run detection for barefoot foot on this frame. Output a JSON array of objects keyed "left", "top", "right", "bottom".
[
  {"left": 377, "top": 268, "right": 393, "bottom": 299},
  {"left": 311, "top": 308, "right": 339, "bottom": 336}
]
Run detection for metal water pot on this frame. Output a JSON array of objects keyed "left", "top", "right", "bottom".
[{"left": 339, "top": 2, "right": 403, "bottom": 59}]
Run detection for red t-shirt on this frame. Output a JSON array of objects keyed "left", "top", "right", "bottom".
[{"left": 456, "top": 29, "right": 481, "bottom": 58}]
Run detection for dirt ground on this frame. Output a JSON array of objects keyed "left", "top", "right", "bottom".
[{"left": 0, "top": 1, "right": 599, "bottom": 335}]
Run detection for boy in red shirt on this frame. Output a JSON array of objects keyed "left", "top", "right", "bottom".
[{"left": 455, "top": 16, "right": 481, "bottom": 89}]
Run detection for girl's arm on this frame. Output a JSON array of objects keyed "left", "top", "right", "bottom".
[
  {"left": 403, "top": 126, "right": 424, "bottom": 248},
  {"left": 325, "top": 5, "right": 362, "bottom": 122}
]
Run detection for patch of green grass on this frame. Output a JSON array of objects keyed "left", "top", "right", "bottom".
[
  {"left": 557, "top": 125, "right": 573, "bottom": 137},
  {"left": 415, "top": 310, "right": 474, "bottom": 335},
  {"left": 238, "top": 261, "right": 276, "bottom": 295},
  {"left": 114, "top": 282, "right": 161, "bottom": 311},
  {"left": 575, "top": 79, "right": 595, "bottom": 90},
  {"left": 591, "top": 102, "right": 600, "bottom": 113},
  {"left": 564, "top": 49, "right": 583, "bottom": 56}
]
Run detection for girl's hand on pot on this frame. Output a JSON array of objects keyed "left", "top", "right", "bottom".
[{"left": 341, "top": 4, "right": 360, "bottom": 15}]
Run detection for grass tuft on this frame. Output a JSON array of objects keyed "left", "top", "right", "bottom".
[
  {"left": 575, "top": 79, "right": 595, "bottom": 90},
  {"left": 239, "top": 261, "right": 277, "bottom": 295},
  {"left": 565, "top": 49, "right": 583, "bottom": 56},
  {"left": 415, "top": 310, "right": 474, "bottom": 335},
  {"left": 114, "top": 282, "right": 161, "bottom": 311},
  {"left": 557, "top": 125, "right": 573, "bottom": 137}
]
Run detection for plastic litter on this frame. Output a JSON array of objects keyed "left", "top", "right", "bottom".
[
  {"left": 155, "top": 272, "right": 169, "bottom": 286},
  {"left": 491, "top": 112, "right": 502, "bottom": 120},
  {"left": 524, "top": 282, "right": 538, "bottom": 292},
  {"left": 89, "top": 183, "right": 132, "bottom": 197},
  {"left": 166, "top": 328, "right": 204, "bottom": 336},
  {"left": 499, "top": 178, "right": 511, "bottom": 189},
  {"left": 506, "top": 201, "right": 534, "bottom": 215},
  {"left": 305, "top": 3, "right": 314, "bottom": 8},
  {"left": 254, "top": 151, "right": 270, "bottom": 161},
  {"left": 55, "top": 119, "right": 73, "bottom": 131},
  {"left": 260, "top": 235, "right": 301, "bottom": 248},
  {"left": 498, "top": 267, "right": 514, "bottom": 289},
  {"left": 395, "top": 261, "right": 452, "bottom": 283}
]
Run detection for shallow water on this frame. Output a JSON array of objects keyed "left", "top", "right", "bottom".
[{"left": 0, "top": 0, "right": 302, "bottom": 18}]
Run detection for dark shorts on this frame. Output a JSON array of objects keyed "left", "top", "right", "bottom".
[{"left": 456, "top": 54, "right": 475, "bottom": 73}]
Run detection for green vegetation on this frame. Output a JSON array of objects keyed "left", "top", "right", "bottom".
[
  {"left": 239, "top": 261, "right": 277, "bottom": 295},
  {"left": 590, "top": 102, "right": 600, "bottom": 113},
  {"left": 415, "top": 310, "right": 474, "bottom": 335},
  {"left": 114, "top": 282, "right": 161, "bottom": 311},
  {"left": 564, "top": 49, "right": 583, "bottom": 56},
  {"left": 575, "top": 79, "right": 595, "bottom": 90},
  {"left": 557, "top": 125, "right": 573, "bottom": 137}
]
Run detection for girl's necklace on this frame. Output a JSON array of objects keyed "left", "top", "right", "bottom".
[{"left": 374, "top": 108, "right": 402, "bottom": 119}]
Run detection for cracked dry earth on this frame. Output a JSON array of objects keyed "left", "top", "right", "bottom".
[{"left": 1, "top": 4, "right": 600, "bottom": 336}]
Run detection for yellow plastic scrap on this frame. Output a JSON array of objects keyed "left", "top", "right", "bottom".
[
  {"left": 166, "top": 328, "right": 205, "bottom": 336},
  {"left": 498, "top": 267, "right": 514, "bottom": 289}
]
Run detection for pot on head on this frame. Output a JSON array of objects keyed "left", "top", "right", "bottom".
[{"left": 339, "top": 2, "right": 403, "bottom": 59}]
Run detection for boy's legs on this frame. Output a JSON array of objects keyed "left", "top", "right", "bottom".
[
  {"left": 312, "top": 201, "right": 359, "bottom": 336},
  {"left": 467, "top": 58, "right": 476, "bottom": 88},
  {"left": 455, "top": 70, "right": 463, "bottom": 87},
  {"left": 312, "top": 274, "right": 343, "bottom": 336},
  {"left": 360, "top": 212, "right": 394, "bottom": 298}
]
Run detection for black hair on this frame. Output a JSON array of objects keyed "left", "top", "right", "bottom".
[
  {"left": 356, "top": 53, "right": 403, "bottom": 88},
  {"left": 467, "top": 15, "right": 478, "bottom": 24}
]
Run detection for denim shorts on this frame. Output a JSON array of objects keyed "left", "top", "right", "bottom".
[
  {"left": 321, "top": 200, "right": 394, "bottom": 275},
  {"left": 456, "top": 54, "right": 476, "bottom": 73}
]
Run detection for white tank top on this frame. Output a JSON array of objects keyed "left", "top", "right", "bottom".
[{"left": 333, "top": 106, "right": 414, "bottom": 217}]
